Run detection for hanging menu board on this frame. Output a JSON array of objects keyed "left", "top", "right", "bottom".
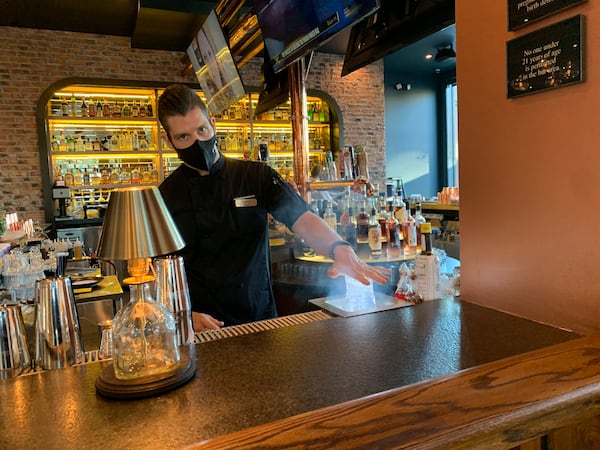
[
  {"left": 508, "top": 0, "right": 587, "bottom": 30},
  {"left": 506, "top": 15, "right": 583, "bottom": 99}
]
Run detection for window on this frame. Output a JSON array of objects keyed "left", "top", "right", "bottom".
[{"left": 445, "top": 82, "right": 458, "bottom": 187}]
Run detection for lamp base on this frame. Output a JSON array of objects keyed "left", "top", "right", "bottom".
[{"left": 95, "top": 353, "right": 196, "bottom": 399}]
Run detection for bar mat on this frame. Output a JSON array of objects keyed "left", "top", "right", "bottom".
[{"left": 194, "top": 310, "right": 333, "bottom": 343}]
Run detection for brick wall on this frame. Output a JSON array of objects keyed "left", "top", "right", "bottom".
[{"left": 0, "top": 26, "right": 384, "bottom": 224}]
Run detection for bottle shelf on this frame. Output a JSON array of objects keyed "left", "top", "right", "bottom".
[{"left": 43, "top": 84, "right": 337, "bottom": 223}]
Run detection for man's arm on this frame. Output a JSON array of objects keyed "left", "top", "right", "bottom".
[{"left": 291, "top": 210, "right": 390, "bottom": 285}]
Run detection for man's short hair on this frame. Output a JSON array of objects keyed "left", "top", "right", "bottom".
[{"left": 158, "top": 84, "right": 209, "bottom": 134}]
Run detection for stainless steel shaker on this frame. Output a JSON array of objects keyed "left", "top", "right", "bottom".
[
  {"left": 153, "top": 255, "right": 194, "bottom": 345},
  {"left": 34, "top": 277, "right": 84, "bottom": 370},
  {"left": 0, "top": 303, "right": 31, "bottom": 379}
]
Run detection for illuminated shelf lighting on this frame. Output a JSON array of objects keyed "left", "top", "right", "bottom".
[
  {"left": 49, "top": 119, "right": 156, "bottom": 126},
  {"left": 53, "top": 152, "right": 159, "bottom": 160},
  {"left": 54, "top": 93, "right": 153, "bottom": 99}
]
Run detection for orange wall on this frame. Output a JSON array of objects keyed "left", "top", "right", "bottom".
[{"left": 457, "top": 2, "right": 600, "bottom": 334}]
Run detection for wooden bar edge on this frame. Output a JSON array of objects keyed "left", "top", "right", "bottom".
[{"left": 188, "top": 333, "right": 600, "bottom": 449}]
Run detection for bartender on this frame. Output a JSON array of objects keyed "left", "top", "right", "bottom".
[{"left": 158, "top": 84, "right": 390, "bottom": 330}]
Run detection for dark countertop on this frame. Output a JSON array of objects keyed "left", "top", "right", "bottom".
[{"left": 0, "top": 298, "right": 578, "bottom": 450}]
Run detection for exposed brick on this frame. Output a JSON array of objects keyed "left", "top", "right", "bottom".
[{"left": 0, "top": 26, "right": 384, "bottom": 224}]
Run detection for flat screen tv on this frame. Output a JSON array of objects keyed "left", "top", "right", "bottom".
[
  {"left": 342, "top": 0, "right": 455, "bottom": 76},
  {"left": 254, "top": 0, "right": 381, "bottom": 74},
  {"left": 253, "top": 49, "right": 290, "bottom": 119},
  {"left": 186, "top": 10, "right": 247, "bottom": 115}
]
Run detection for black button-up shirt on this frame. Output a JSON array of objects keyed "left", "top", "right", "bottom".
[{"left": 159, "top": 156, "right": 309, "bottom": 325}]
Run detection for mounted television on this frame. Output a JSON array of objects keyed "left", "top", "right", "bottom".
[
  {"left": 186, "top": 10, "right": 246, "bottom": 115},
  {"left": 342, "top": 0, "right": 455, "bottom": 76},
  {"left": 253, "top": 49, "right": 290, "bottom": 119},
  {"left": 254, "top": 0, "right": 381, "bottom": 74}
]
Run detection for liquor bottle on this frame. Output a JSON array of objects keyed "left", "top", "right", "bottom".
[
  {"left": 132, "top": 130, "right": 140, "bottom": 151},
  {"left": 61, "top": 97, "right": 69, "bottom": 116},
  {"left": 110, "top": 166, "right": 120, "bottom": 184},
  {"left": 402, "top": 200, "right": 418, "bottom": 254},
  {"left": 150, "top": 164, "right": 159, "bottom": 182},
  {"left": 101, "top": 167, "right": 110, "bottom": 185},
  {"left": 141, "top": 165, "right": 151, "bottom": 183},
  {"left": 102, "top": 99, "right": 111, "bottom": 117},
  {"left": 342, "top": 206, "right": 357, "bottom": 251},
  {"left": 146, "top": 101, "right": 153, "bottom": 117},
  {"left": 122, "top": 100, "right": 131, "bottom": 118},
  {"left": 58, "top": 131, "right": 67, "bottom": 152},
  {"left": 96, "top": 99, "right": 103, "bottom": 118},
  {"left": 356, "top": 187, "right": 370, "bottom": 244},
  {"left": 392, "top": 195, "right": 405, "bottom": 223},
  {"left": 82, "top": 167, "right": 90, "bottom": 186},
  {"left": 119, "top": 165, "right": 131, "bottom": 184},
  {"left": 323, "top": 201, "right": 337, "bottom": 232},
  {"left": 75, "top": 135, "right": 84, "bottom": 152},
  {"left": 368, "top": 208, "right": 382, "bottom": 258},
  {"left": 80, "top": 97, "right": 88, "bottom": 117},
  {"left": 69, "top": 93, "right": 77, "bottom": 117},
  {"left": 376, "top": 193, "right": 389, "bottom": 244},
  {"left": 138, "top": 102, "right": 147, "bottom": 117},
  {"left": 109, "top": 133, "right": 119, "bottom": 151},
  {"left": 124, "top": 130, "right": 133, "bottom": 151},
  {"left": 387, "top": 212, "right": 403, "bottom": 258},
  {"left": 356, "top": 202, "right": 370, "bottom": 244},
  {"left": 131, "top": 101, "right": 139, "bottom": 118},
  {"left": 138, "top": 132, "right": 149, "bottom": 151},
  {"left": 90, "top": 167, "right": 101, "bottom": 186},
  {"left": 420, "top": 222, "right": 433, "bottom": 255},
  {"left": 88, "top": 99, "right": 96, "bottom": 117},
  {"left": 63, "top": 169, "right": 74, "bottom": 187},
  {"left": 51, "top": 135, "right": 60, "bottom": 152},
  {"left": 73, "top": 167, "right": 83, "bottom": 186},
  {"left": 66, "top": 135, "right": 75, "bottom": 152},
  {"left": 414, "top": 201, "right": 427, "bottom": 252},
  {"left": 92, "top": 136, "right": 102, "bottom": 152},
  {"left": 112, "top": 101, "right": 122, "bottom": 118},
  {"left": 130, "top": 165, "right": 141, "bottom": 184},
  {"left": 53, "top": 166, "right": 63, "bottom": 185}
]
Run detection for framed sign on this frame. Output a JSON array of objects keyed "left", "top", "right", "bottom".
[
  {"left": 507, "top": 15, "right": 583, "bottom": 99},
  {"left": 508, "top": 0, "right": 587, "bottom": 30}
]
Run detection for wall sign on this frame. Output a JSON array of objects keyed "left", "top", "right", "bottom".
[
  {"left": 508, "top": 0, "right": 587, "bottom": 30},
  {"left": 507, "top": 15, "right": 583, "bottom": 99}
]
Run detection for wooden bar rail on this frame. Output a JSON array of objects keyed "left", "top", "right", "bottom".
[{"left": 190, "top": 333, "right": 600, "bottom": 449}]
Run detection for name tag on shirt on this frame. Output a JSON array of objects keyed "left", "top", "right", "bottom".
[{"left": 234, "top": 195, "right": 257, "bottom": 207}]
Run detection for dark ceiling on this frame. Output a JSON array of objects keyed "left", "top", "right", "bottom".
[{"left": 0, "top": 0, "right": 455, "bottom": 77}]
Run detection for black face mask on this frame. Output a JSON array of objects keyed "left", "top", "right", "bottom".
[{"left": 175, "top": 136, "right": 219, "bottom": 172}]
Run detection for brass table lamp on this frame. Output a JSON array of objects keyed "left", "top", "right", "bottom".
[{"left": 94, "top": 186, "right": 195, "bottom": 398}]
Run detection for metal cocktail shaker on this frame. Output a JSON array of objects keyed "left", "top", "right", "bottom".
[
  {"left": 153, "top": 255, "right": 194, "bottom": 345},
  {"left": 0, "top": 303, "right": 31, "bottom": 379},
  {"left": 34, "top": 277, "right": 84, "bottom": 370}
]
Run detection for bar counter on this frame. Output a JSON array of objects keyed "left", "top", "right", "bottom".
[{"left": 0, "top": 298, "right": 578, "bottom": 449}]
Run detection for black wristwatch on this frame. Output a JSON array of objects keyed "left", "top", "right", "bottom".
[{"left": 329, "top": 240, "right": 352, "bottom": 260}]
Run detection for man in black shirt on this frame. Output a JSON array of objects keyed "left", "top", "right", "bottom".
[{"left": 158, "top": 84, "right": 389, "bottom": 330}]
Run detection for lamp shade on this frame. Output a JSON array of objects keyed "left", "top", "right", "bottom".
[{"left": 97, "top": 186, "right": 185, "bottom": 260}]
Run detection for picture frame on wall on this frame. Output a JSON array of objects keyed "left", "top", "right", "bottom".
[
  {"left": 506, "top": 14, "right": 584, "bottom": 98},
  {"left": 508, "top": 0, "right": 587, "bottom": 31}
]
